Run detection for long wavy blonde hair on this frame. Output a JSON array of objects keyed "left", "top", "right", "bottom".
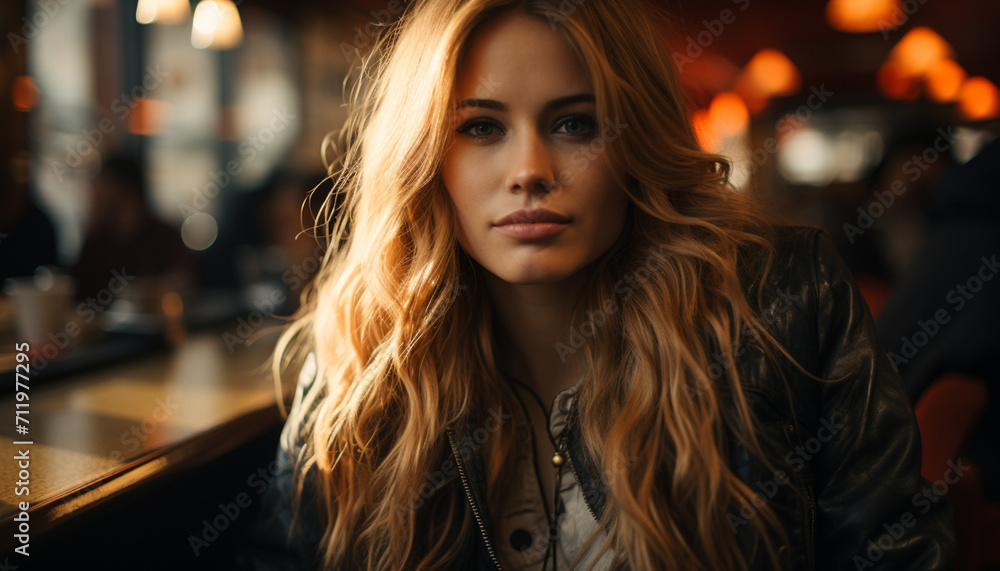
[{"left": 272, "top": 0, "right": 818, "bottom": 569}]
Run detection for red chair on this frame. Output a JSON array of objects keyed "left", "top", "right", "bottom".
[
  {"left": 914, "top": 372, "right": 998, "bottom": 570},
  {"left": 853, "top": 273, "right": 891, "bottom": 321}
]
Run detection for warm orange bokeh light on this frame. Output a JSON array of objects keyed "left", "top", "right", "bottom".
[
  {"left": 877, "top": 60, "right": 920, "bottom": 100},
  {"left": 127, "top": 98, "right": 172, "bottom": 135},
  {"left": 691, "top": 93, "right": 750, "bottom": 151},
  {"left": 826, "top": 0, "right": 900, "bottom": 33},
  {"left": 709, "top": 92, "right": 750, "bottom": 138},
  {"left": 926, "top": 59, "right": 966, "bottom": 102},
  {"left": 744, "top": 49, "right": 802, "bottom": 98},
  {"left": 890, "top": 27, "right": 953, "bottom": 77},
  {"left": 733, "top": 73, "right": 770, "bottom": 115},
  {"left": 161, "top": 291, "right": 184, "bottom": 317},
  {"left": 692, "top": 109, "right": 717, "bottom": 151},
  {"left": 957, "top": 77, "right": 1000, "bottom": 121},
  {"left": 12, "top": 75, "right": 40, "bottom": 112}
]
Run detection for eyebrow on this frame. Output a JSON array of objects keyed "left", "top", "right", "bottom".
[{"left": 454, "top": 93, "right": 595, "bottom": 113}]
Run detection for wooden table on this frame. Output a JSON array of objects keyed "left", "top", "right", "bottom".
[{"left": 0, "top": 327, "right": 286, "bottom": 558}]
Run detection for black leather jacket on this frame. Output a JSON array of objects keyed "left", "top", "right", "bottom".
[{"left": 241, "top": 226, "right": 956, "bottom": 570}]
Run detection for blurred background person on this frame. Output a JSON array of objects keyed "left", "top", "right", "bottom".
[
  {"left": 0, "top": 155, "right": 60, "bottom": 280},
  {"left": 877, "top": 135, "right": 1000, "bottom": 500},
  {"left": 71, "top": 153, "right": 196, "bottom": 302},
  {"left": 258, "top": 170, "right": 335, "bottom": 312}
]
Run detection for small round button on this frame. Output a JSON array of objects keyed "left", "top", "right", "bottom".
[{"left": 510, "top": 528, "right": 532, "bottom": 551}]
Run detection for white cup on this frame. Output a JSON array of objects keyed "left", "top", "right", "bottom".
[{"left": 3, "top": 274, "right": 76, "bottom": 351}]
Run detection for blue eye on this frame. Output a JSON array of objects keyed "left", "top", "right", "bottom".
[
  {"left": 557, "top": 115, "right": 595, "bottom": 137},
  {"left": 457, "top": 120, "right": 503, "bottom": 141},
  {"left": 456, "top": 115, "right": 596, "bottom": 142}
]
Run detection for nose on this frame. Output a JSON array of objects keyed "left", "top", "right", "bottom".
[{"left": 505, "top": 128, "right": 557, "bottom": 196}]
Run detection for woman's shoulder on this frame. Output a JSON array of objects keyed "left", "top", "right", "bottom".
[
  {"left": 737, "top": 222, "right": 893, "bottom": 408},
  {"left": 738, "top": 224, "right": 831, "bottom": 313},
  {"left": 764, "top": 224, "right": 860, "bottom": 317},
  {"left": 734, "top": 224, "right": 852, "bottom": 395},
  {"left": 770, "top": 224, "right": 829, "bottom": 277},
  {"left": 281, "top": 352, "right": 321, "bottom": 452}
]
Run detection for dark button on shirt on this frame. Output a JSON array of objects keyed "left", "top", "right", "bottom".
[{"left": 495, "top": 369, "right": 614, "bottom": 570}]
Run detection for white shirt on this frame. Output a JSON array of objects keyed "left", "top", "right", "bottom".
[{"left": 495, "top": 370, "right": 615, "bottom": 570}]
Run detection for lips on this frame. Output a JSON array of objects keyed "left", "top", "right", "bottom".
[{"left": 494, "top": 209, "right": 571, "bottom": 226}]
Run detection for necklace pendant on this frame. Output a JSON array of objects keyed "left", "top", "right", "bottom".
[{"left": 551, "top": 451, "right": 564, "bottom": 466}]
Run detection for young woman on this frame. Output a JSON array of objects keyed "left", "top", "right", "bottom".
[{"left": 245, "top": 0, "right": 955, "bottom": 569}]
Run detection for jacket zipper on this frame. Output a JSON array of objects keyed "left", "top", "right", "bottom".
[
  {"left": 783, "top": 421, "right": 816, "bottom": 568},
  {"left": 445, "top": 427, "right": 504, "bottom": 571},
  {"left": 565, "top": 398, "right": 604, "bottom": 529},
  {"left": 803, "top": 480, "right": 816, "bottom": 568},
  {"left": 567, "top": 453, "right": 603, "bottom": 527}
]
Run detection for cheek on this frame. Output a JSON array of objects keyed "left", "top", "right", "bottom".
[
  {"left": 580, "top": 164, "right": 628, "bottom": 225},
  {"left": 443, "top": 175, "right": 471, "bottom": 224},
  {"left": 441, "top": 155, "right": 482, "bottom": 246}
]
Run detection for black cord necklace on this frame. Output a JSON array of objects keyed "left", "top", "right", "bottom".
[{"left": 503, "top": 373, "right": 568, "bottom": 571}]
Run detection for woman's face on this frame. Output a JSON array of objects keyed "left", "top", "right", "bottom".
[{"left": 442, "top": 12, "right": 630, "bottom": 285}]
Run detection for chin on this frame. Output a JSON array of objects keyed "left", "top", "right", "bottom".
[
  {"left": 497, "top": 272, "right": 573, "bottom": 285},
  {"left": 485, "top": 257, "right": 589, "bottom": 285}
]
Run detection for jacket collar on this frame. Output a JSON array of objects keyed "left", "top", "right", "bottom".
[
  {"left": 563, "top": 399, "right": 608, "bottom": 520},
  {"left": 444, "top": 394, "right": 610, "bottom": 568}
]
